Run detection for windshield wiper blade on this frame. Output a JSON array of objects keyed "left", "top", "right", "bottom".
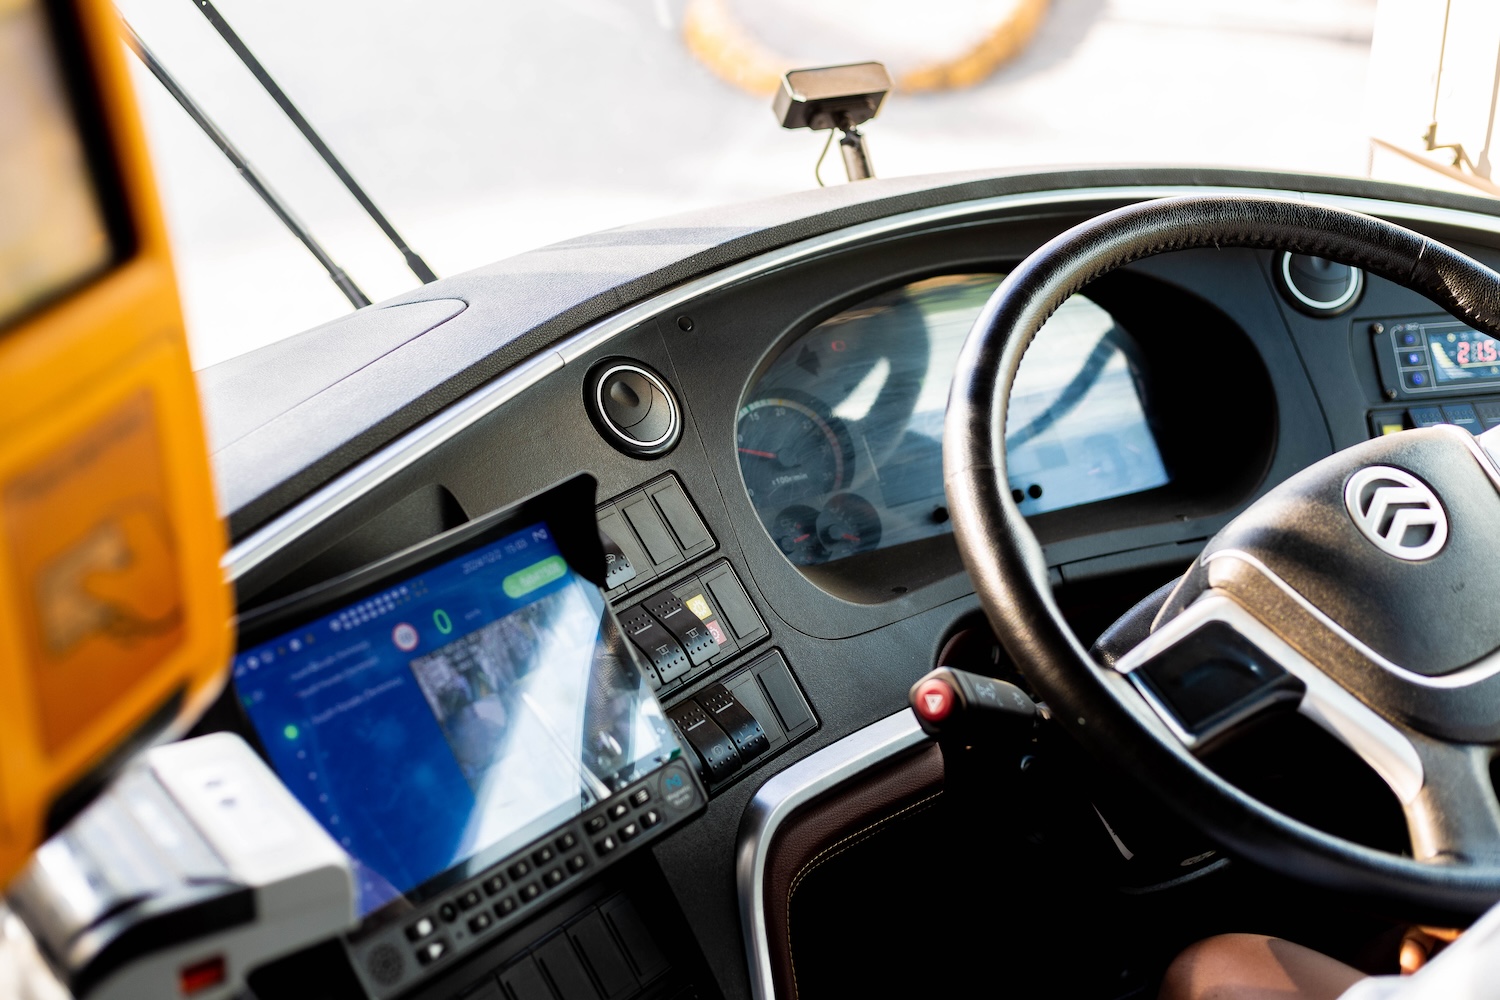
[
  {"left": 121, "top": 19, "right": 372, "bottom": 310},
  {"left": 192, "top": 0, "right": 438, "bottom": 286}
]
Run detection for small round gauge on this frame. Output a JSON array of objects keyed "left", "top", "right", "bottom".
[
  {"left": 736, "top": 395, "right": 853, "bottom": 508},
  {"left": 814, "top": 493, "right": 882, "bottom": 562},
  {"left": 770, "top": 504, "right": 824, "bottom": 565}
]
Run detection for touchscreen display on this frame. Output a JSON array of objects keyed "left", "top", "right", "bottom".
[{"left": 234, "top": 522, "right": 679, "bottom": 917}]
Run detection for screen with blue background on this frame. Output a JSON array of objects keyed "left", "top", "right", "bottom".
[{"left": 234, "top": 522, "right": 678, "bottom": 917}]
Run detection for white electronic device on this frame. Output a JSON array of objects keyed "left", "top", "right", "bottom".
[{"left": 5, "top": 733, "right": 355, "bottom": 999}]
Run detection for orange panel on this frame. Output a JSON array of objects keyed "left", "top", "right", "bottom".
[
  {"left": 4, "top": 390, "right": 186, "bottom": 752},
  {"left": 0, "top": 0, "right": 232, "bottom": 885}
]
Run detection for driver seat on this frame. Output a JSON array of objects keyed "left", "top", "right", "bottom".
[
  {"left": 1160, "top": 934, "right": 1366, "bottom": 1000},
  {"left": 1163, "top": 898, "right": 1500, "bottom": 1000}
]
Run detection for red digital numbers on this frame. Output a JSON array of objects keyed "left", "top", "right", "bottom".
[{"left": 1455, "top": 336, "right": 1498, "bottom": 367}]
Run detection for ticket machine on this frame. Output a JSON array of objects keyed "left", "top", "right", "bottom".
[{"left": 0, "top": 0, "right": 232, "bottom": 886}]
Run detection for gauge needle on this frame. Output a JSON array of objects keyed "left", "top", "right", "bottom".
[
  {"left": 791, "top": 533, "right": 810, "bottom": 543},
  {"left": 738, "top": 448, "right": 777, "bottom": 459}
]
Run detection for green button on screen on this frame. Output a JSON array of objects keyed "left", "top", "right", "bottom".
[{"left": 503, "top": 555, "right": 567, "bottom": 598}]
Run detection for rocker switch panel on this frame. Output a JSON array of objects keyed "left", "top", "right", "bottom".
[
  {"left": 697, "top": 684, "right": 769, "bottom": 759},
  {"left": 617, "top": 607, "right": 690, "bottom": 685},
  {"left": 644, "top": 593, "right": 718, "bottom": 666}
]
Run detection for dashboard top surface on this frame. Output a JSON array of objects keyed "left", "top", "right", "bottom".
[{"left": 202, "top": 166, "right": 1500, "bottom": 546}]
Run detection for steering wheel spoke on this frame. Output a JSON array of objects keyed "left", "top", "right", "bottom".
[
  {"left": 1115, "top": 593, "right": 1423, "bottom": 793},
  {"left": 1405, "top": 741, "right": 1500, "bottom": 866}
]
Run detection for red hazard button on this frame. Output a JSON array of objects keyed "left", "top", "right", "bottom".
[{"left": 913, "top": 677, "right": 955, "bottom": 723}]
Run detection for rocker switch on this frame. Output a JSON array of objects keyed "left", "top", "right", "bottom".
[
  {"left": 599, "top": 529, "right": 637, "bottom": 590},
  {"left": 697, "top": 684, "right": 769, "bottom": 759},
  {"left": 618, "top": 607, "right": 690, "bottom": 684},
  {"left": 644, "top": 593, "right": 719, "bottom": 666},
  {"left": 668, "top": 701, "right": 741, "bottom": 781}
]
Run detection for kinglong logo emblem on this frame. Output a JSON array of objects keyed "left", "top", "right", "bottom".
[{"left": 1343, "top": 466, "right": 1448, "bottom": 561}]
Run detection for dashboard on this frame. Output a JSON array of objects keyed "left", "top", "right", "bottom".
[{"left": 194, "top": 169, "right": 1500, "bottom": 1000}]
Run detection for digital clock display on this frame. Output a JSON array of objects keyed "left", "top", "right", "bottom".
[{"left": 1427, "top": 324, "right": 1500, "bottom": 384}]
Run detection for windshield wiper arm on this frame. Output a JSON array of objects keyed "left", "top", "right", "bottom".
[
  {"left": 192, "top": 0, "right": 438, "bottom": 285},
  {"left": 121, "top": 19, "right": 372, "bottom": 310}
]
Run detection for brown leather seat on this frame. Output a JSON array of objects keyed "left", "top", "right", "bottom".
[{"left": 1160, "top": 934, "right": 1368, "bottom": 1000}]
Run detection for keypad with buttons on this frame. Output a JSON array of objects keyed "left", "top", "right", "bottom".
[{"left": 355, "top": 741, "right": 704, "bottom": 999}]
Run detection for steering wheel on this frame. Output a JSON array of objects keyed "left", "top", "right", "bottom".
[{"left": 943, "top": 194, "right": 1500, "bottom": 917}]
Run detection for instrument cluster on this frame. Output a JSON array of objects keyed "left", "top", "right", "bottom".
[{"left": 736, "top": 274, "right": 1172, "bottom": 567}]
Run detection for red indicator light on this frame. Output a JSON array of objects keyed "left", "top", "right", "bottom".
[
  {"left": 180, "top": 955, "right": 226, "bottom": 995},
  {"left": 830, "top": 339, "right": 846, "bottom": 352}
]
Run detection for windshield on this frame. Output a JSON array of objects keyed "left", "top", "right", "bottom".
[{"left": 115, "top": 0, "right": 1479, "bottom": 368}]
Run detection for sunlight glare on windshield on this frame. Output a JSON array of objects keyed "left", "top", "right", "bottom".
[{"left": 111, "top": 0, "right": 1472, "bottom": 369}]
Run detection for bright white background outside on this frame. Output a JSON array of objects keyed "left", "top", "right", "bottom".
[{"left": 115, "top": 0, "right": 1388, "bottom": 369}]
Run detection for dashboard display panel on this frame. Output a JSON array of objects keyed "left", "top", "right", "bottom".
[
  {"left": 1431, "top": 326, "right": 1500, "bottom": 382},
  {"left": 1423, "top": 322, "right": 1500, "bottom": 386},
  {"left": 234, "top": 518, "right": 679, "bottom": 918},
  {"left": 1380, "top": 318, "right": 1500, "bottom": 394},
  {"left": 738, "top": 274, "right": 1170, "bottom": 566}
]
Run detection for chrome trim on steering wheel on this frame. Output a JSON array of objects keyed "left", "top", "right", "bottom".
[
  {"left": 1115, "top": 593, "right": 1424, "bottom": 804},
  {"left": 1204, "top": 548, "right": 1500, "bottom": 690},
  {"left": 1473, "top": 425, "right": 1500, "bottom": 484}
]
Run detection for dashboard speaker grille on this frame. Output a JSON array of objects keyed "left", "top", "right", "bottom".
[{"left": 367, "top": 944, "right": 404, "bottom": 985}]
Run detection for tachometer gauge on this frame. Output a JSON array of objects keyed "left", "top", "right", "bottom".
[
  {"left": 736, "top": 394, "right": 853, "bottom": 508},
  {"left": 814, "top": 493, "right": 882, "bottom": 561}
]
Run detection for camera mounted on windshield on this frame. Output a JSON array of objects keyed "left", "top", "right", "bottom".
[{"left": 773, "top": 61, "right": 892, "bottom": 184}]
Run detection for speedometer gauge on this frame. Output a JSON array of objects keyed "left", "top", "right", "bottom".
[{"left": 736, "top": 395, "right": 853, "bottom": 507}]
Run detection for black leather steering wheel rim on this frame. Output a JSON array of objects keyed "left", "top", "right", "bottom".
[{"left": 943, "top": 194, "right": 1500, "bottom": 918}]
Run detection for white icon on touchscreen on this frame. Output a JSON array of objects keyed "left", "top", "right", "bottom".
[{"left": 392, "top": 622, "right": 419, "bottom": 652}]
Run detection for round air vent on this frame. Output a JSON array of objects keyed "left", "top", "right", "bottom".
[
  {"left": 586, "top": 359, "right": 681, "bottom": 457},
  {"left": 1275, "top": 252, "right": 1363, "bottom": 316}
]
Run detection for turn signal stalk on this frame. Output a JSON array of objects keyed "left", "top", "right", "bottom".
[{"left": 908, "top": 667, "right": 1040, "bottom": 742}]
